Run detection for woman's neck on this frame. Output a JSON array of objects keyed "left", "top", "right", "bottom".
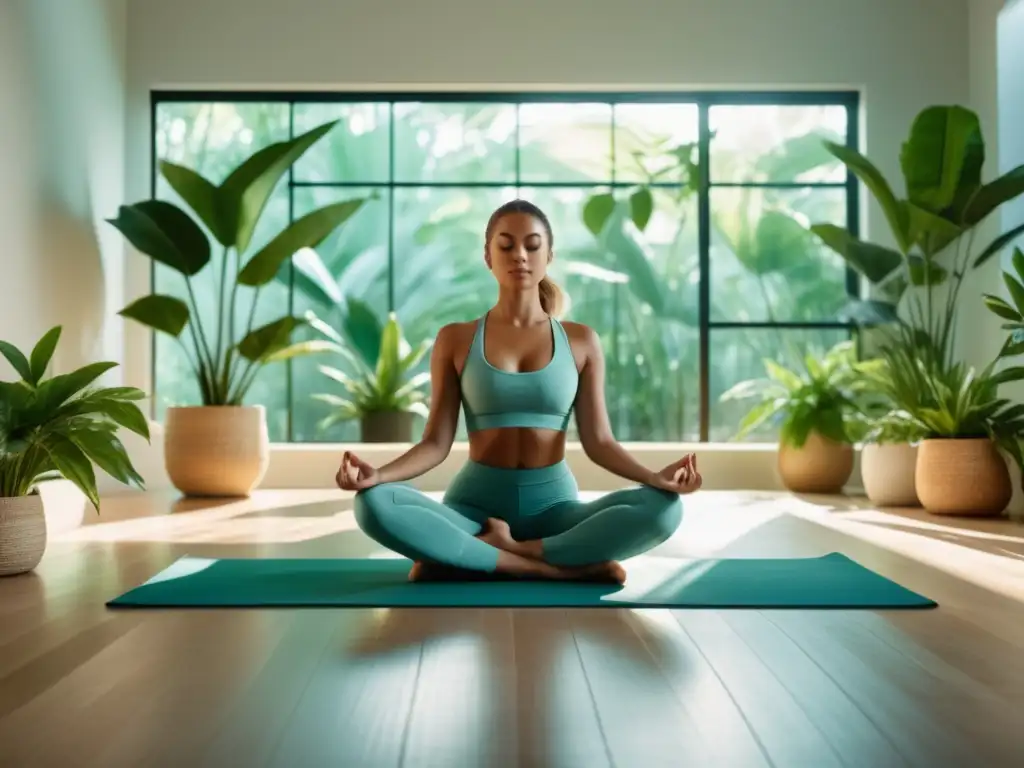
[{"left": 491, "top": 289, "right": 546, "bottom": 326}]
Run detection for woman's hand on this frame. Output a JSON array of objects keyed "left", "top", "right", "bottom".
[
  {"left": 335, "top": 451, "right": 381, "bottom": 492},
  {"left": 650, "top": 453, "right": 702, "bottom": 494}
]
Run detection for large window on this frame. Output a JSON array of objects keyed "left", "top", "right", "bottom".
[{"left": 150, "top": 91, "right": 859, "bottom": 443}]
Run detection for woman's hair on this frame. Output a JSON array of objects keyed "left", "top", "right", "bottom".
[{"left": 484, "top": 199, "right": 568, "bottom": 318}]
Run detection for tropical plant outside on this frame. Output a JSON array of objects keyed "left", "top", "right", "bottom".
[
  {"left": 0, "top": 327, "right": 149, "bottom": 511},
  {"left": 151, "top": 97, "right": 857, "bottom": 443}
]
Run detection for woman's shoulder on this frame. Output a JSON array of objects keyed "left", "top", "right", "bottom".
[
  {"left": 558, "top": 319, "right": 600, "bottom": 347},
  {"left": 434, "top": 321, "right": 478, "bottom": 359}
]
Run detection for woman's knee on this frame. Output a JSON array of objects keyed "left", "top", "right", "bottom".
[
  {"left": 352, "top": 483, "right": 397, "bottom": 537},
  {"left": 632, "top": 485, "right": 684, "bottom": 538}
]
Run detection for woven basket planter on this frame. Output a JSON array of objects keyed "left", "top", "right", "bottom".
[
  {"left": 0, "top": 493, "right": 47, "bottom": 577},
  {"left": 777, "top": 430, "right": 854, "bottom": 494},
  {"left": 164, "top": 405, "right": 270, "bottom": 497},
  {"left": 916, "top": 438, "right": 1011, "bottom": 516}
]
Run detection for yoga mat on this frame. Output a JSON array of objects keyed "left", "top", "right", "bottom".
[{"left": 106, "top": 553, "right": 936, "bottom": 609}]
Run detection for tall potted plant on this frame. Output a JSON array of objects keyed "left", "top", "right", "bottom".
[
  {"left": 807, "top": 105, "right": 1024, "bottom": 507},
  {"left": 306, "top": 309, "right": 431, "bottom": 443},
  {"left": 1, "top": 327, "right": 148, "bottom": 575},
  {"left": 721, "top": 341, "right": 877, "bottom": 494},
  {"left": 108, "top": 120, "right": 367, "bottom": 497}
]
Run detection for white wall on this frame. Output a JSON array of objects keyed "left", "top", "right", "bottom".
[
  {"left": 121, "top": 0, "right": 973, "bottom": 392},
  {"left": 0, "top": 0, "right": 127, "bottom": 379}
]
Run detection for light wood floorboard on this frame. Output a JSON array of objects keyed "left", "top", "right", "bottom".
[{"left": 1, "top": 489, "right": 1023, "bottom": 767}]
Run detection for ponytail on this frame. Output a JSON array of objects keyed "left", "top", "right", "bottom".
[{"left": 539, "top": 276, "right": 568, "bottom": 318}]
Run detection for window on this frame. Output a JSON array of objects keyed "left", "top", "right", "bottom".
[{"left": 150, "top": 91, "right": 859, "bottom": 443}]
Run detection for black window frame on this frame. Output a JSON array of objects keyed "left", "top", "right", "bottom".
[{"left": 149, "top": 89, "right": 861, "bottom": 442}]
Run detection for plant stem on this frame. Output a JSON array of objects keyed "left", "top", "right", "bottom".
[
  {"left": 215, "top": 245, "right": 229, "bottom": 375},
  {"left": 184, "top": 277, "right": 218, "bottom": 382}
]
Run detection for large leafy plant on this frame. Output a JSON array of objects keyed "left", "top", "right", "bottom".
[
  {"left": 0, "top": 327, "right": 148, "bottom": 511},
  {"left": 983, "top": 246, "right": 1024, "bottom": 357},
  {"left": 720, "top": 340, "right": 880, "bottom": 448},
  {"left": 108, "top": 119, "right": 367, "bottom": 406},
  {"left": 305, "top": 310, "right": 431, "bottom": 434},
  {"left": 810, "top": 105, "right": 1024, "bottom": 366}
]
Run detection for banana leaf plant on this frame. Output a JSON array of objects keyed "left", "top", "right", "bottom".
[
  {"left": 305, "top": 310, "right": 432, "bottom": 434},
  {"left": 0, "top": 326, "right": 148, "bottom": 512},
  {"left": 107, "top": 119, "right": 369, "bottom": 406},
  {"left": 809, "top": 105, "right": 1024, "bottom": 367}
]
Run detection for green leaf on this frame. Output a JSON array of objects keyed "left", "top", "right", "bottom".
[
  {"left": 582, "top": 193, "right": 616, "bottom": 236},
  {"left": 27, "top": 326, "right": 62, "bottom": 385},
  {"left": 972, "top": 221, "right": 1024, "bottom": 268},
  {"left": 823, "top": 141, "right": 910, "bottom": 253},
  {"left": 0, "top": 340, "right": 33, "bottom": 382},
  {"left": 262, "top": 339, "right": 340, "bottom": 363},
  {"left": 991, "top": 366, "right": 1024, "bottom": 386},
  {"left": 964, "top": 164, "right": 1024, "bottom": 225},
  {"left": 905, "top": 202, "right": 963, "bottom": 256},
  {"left": 376, "top": 313, "right": 402, "bottom": 396},
  {"left": 32, "top": 362, "right": 118, "bottom": 415},
  {"left": 344, "top": 298, "right": 384, "bottom": 368},
  {"left": 599, "top": 209, "right": 665, "bottom": 313},
  {"left": 908, "top": 257, "right": 948, "bottom": 286},
  {"left": 106, "top": 200, "right": 210, "bottom": 276},
  {"left": 118, "top": 294, "right": 190, "bottom": 337},
  {"left": 159, "top": 161, "right": 231, "bottom": 246},
  {"left": 237, "top": 316, "right": 304, "bottom": 362},
  {"left": 220, "top": 120, "right": 339, "bottom": 253},
  {"left": 70, "top": 429, "right": 145, "bottom": 490},
  {"left": 809, "top": 224, "right": 903, "bottom": 285},
  {"left": 237, "top": 198, "right": 365, "bottom": 286},
  {"left": 629, "top": 187, "right": 654, "bottom": 231},
  {"left": 92, "top": 399, "right": 151, "bottom": 440},
  {"left": 1004, "top": 272, "right": 1024, "bottom": 315},
  {"left": 43, "top": 435, "right": 99, "bottom": 512},
  {"left": 747, "top": 210, "right": 811, "bottom": 275},
  {"left": 900, "top": 105, "right": 983, "bottom": 212},
  {"left": 764, "top": 359, "right": 804, "bottom": 391},
  {"left": 984, "top": 294, "right": 1021, "bottom": 322}
]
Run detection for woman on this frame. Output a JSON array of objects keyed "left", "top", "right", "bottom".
[{"left": 336, "top": 199, "right": 702, "bottom": 584}]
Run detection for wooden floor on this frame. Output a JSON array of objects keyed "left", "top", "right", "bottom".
[{"left": 2, "top": 487, "right": 1024, "bottom": 768}]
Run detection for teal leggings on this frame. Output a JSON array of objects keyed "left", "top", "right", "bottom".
[{"left": 353, "top": 459, "right": 683, "bottom": 572}]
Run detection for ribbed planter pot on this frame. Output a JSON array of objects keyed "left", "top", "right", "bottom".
[
  {"left": 862, "top": 442, "right": 920, "bottom": 507},
  {"left": 164, "top": 406, "right": 270, "bottom": 497},
  {"left": 777, "top": 431, "right": 854, "bottom": 494},
  {"left": 360, "top": 411, "right": 414, "bottom": 443},
  {"left": 0, "top": 493, "right": 47, "bottom": 577},
  {"left": 916, "top": 437, "right": 1011, "bottom": 516}
]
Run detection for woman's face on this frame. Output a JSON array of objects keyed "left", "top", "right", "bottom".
[{"left": 485, "top": 212, "right": 551, "bottom": 291}]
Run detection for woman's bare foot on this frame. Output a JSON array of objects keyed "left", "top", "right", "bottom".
[{"left": 476, "top": 518, "right": 544, "bottom": 560}]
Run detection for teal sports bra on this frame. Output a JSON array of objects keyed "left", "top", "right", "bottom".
[{"left": 460, "top": 313, "right": 580, "bottom": 433}]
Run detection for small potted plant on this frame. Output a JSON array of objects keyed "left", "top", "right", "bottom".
[
  {"left": 307, "top": 309, "right": 431, "bottom": 443},
  {"left": 1, "top": 327, "right": 148, "bottom": 576},
  {"left": 720, "top": 340, "right": 876, "bottom": 494},
  {"left": 107, "top": 119, "right": 368, "bottom": 496},
  {"left": 858, "top": 408, "right": 927, "bottom": 507}
]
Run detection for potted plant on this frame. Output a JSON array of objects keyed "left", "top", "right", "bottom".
[
  {"left": 858, "top": 408, "right": 927, "bottom": 507},
  {"left": 1, "top": 327, "right": 148, "bottom": 575},
  {"left": 720, "top": 340, "right": 876, "bottom": 494},
  {"left": 806, "top": 105, "right": 1024, "bottom": 509},
  {"left": 869, "top": 334, "right": 1024, "bottom": 515},
  {"left": 306, "top": 309, "right": 431, "bottom": 443},
  {"left": 107, "top": 119, "right": 368, "bottom": 497}
]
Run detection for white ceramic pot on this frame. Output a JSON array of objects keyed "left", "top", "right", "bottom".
[
  {"left": 164, "top": 405, "right": 270, "bottom": 497},
  {"left": 861, "top": 442, "right": 920, "bottom": 507},
  {"left": 0, "top": 493, "right": 47, "bottom": 576},
  {"left": 777, "top": 430, "right": 854, "bottom": 494}
]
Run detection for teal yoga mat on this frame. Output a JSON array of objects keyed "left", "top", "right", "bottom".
[{"left": 106, "top": 553, "right": 936, "bottom": 609}]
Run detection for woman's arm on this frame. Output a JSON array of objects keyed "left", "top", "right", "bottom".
[
  {"left": 372, "top": 325, "right": 463, "bottom": 485},
  {"left": 571, "top": 324, "right": 662, "bottom": 486}
]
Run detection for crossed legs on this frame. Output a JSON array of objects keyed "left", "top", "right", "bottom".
[{"left": 353, "top": 482, "right": 683, "bottom": 582}]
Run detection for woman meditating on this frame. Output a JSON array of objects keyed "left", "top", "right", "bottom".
[{"left": 336, "top": 199, "right": 702, "bottom": 584}]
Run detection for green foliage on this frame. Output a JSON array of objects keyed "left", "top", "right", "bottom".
[
  {"left": 860, "top": 332, "right": 1024, "bottom": 476},
  {"left": 809, "top": 105, "right": 1024, "bottom": 367},
  {"left": 983, "top": 247, "right": 1024, "bottom": 358},
  {"left": 719, "top": 340, "right": 877, "bottom": 448},
  {"left": 0, "top": 327, "right": 148, "bottom": 511},
  {"left": 306, "top": 310, "right": 432, "bottom": 433},
  {"left": 108, "top": 120, "right": 368, "bottom": 406},
  {"left": 862, "top": 409, "right": 928, "bottom": 445}
]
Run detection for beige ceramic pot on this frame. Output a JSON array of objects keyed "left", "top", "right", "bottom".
[
  {"left": 777, "top": 430, "right": 854, "bottom": 494},
  {"left": 0, "top": 493, "right": 47, "bottom": 576},
  {"left": 164, "top": 405, "right": 270, "bottom": 497},
  {"left": 916, "top": 438, "right": 1011, "bottom": 515},
  {"left": 861, "top": 442, "right": 920, "bottom": 507}
]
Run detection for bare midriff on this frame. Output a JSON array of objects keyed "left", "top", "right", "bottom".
[{"left": 468, "top": 427, "right": 567, "bottom": 469}]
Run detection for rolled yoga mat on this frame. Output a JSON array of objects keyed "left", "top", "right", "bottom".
[{"left": 106, "top": 552, "right": 936, "bottom": 609}]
